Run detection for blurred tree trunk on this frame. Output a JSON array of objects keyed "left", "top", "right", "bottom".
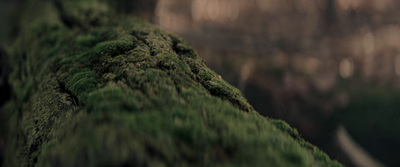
[{"left": 326, "top": 0, "right": 337, "bottom": 25}]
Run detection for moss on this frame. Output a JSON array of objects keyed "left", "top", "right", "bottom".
[
  {"left": 1, "top": 0, "right": 342, "bottom": 166},
  {"left": 75, "top": 28, "right": 119, "bottom": 48},
  {"left": 157, "top": 52, "right": 190, "bottom": 71},
  {"left": 86, "top": 84, "right": 140, "bottom": 113},
  {"left": 204, "top": 79, "right": 254, "bottom": 112},
  {"left": 200, "top": 70, "right": 213, "bottom": 81},
  {"left": 270, "top": 119, "right": 300, "bottom": 138},
  {"left": 68, "top": 70, "right": 100, "bottom": 100},
  {"left": 170, "top": 34, "right": 197, "bottom": 58},
  {"left": 64, "top": 36, "right": 135, "bottom": 65},
  {"left": 37, "top": 93, "right": 340, "bottom": 167},
  {"left": 75, "top": 35, "right": 101, "bottom": 47}
]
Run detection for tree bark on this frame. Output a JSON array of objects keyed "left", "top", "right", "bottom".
[{"left": 0, "top": 0, "right": 342, "bottom": 166}]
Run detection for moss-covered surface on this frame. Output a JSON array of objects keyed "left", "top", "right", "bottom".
[{"left": 0, "top": 0, "right": 342, "bottom": 166}]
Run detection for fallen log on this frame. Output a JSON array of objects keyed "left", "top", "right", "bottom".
[{"left": 0, "top": 0, "right": 342, "bottom": 166}]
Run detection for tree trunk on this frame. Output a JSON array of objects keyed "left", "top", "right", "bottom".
[{"left": 0, "top": 0, "right": 342, "bottom": 166}]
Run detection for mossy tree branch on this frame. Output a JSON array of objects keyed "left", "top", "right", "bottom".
[{"left": 0, "top": 0, "right": 342, "bottom": 166}]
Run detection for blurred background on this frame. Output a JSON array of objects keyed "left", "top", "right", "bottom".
[{"left": 2, "top": 0, "right": 400, "bottom": 166}]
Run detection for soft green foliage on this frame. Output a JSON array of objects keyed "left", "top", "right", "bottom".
[{"left": 0, "top": 0, "right": 342, "bottom": 166}]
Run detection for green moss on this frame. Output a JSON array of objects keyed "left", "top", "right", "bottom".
[
  {"left": 86, "top": 84, "right": 140, "bottom": 113},
  {"left": 170, "top": 34, "right": 197, "bottom": 58},
  {"left": 75, "top": 35, "right": 100, "bottom": 47},
  {"left": 200, "top": 70, "right": 213, "bottom": 81},
  {"left": 75, "top": 37, "right": 135, "bottom": 65},
  {"left": 75, "top": 28, "right": 119, "bottom": 48},
  {"left": 68, "top": 70, "right": 100, "bottom": 99},
  {"left": 157, "top": 52, "right": 190, "bottom": 71},
  {"left": 204, "top": 79, "right": 254, "bottom": 112},
  {"left": 37, "top": 93, "right": 340, "bottom": 167},
  {"left": 270, "top": 119, "right": 300, "bottom": 138}
]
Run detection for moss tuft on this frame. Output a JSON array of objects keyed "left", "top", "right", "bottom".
[
  {"left": 199, "top": 70, "right": 214, "bottom": 81},
  {"left": 77, "top": 37, "right": 135, "bottom": 64},
  {"left": 68, "top": 70, "right": 100, "bottom": 99},
  {"left": 86, "top": 84, "right": 140, "bottom": 113},
  {"left": 170, "top": 34, "right": 197, "bottom": 58},
  {"left": 157, "top": 52, "right": 189, "bottom": 71}
]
